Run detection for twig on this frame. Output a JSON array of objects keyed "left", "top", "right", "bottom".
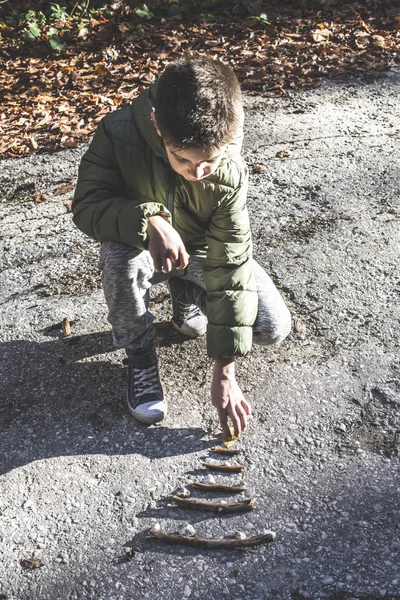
[
  {"left": 193, "top": 482, "right": 247, "bottom": 493},
  {"left": 210, "top": 447, "right": 241, "bottom": 455},
  {"left": 148, "top": 530, "right": 276, "bottom": 549},
  {"left": 203, "top": 463, "right": 244, "bottom": 473},
  {"left": 172, "top": 496, "right": 255, "bottom": 513},
  {"left": 69, "top": 1, "right": 79, "bottom": 19}
]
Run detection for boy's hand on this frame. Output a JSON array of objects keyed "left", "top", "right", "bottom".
[
  {"left": 211, "top": 358, "right": 251, "bottom": 439},
  {"left": 147, "top": 215, "right": 189, "bottom": 273}
]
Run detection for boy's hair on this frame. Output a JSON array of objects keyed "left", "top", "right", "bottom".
[{"left": 153, "top": 56, "right": 243, "bottom": 150}]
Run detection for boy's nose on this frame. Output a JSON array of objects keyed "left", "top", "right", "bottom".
[{"left": 190, "top": 165, "right": 209, "bottom": 180}]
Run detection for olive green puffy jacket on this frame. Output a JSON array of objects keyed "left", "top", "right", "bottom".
[{"left": 72, "top": 83, "right": 257, "bottom": 358}]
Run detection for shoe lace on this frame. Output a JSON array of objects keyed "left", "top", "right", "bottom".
[
  {"left": 134, "top": 365, "right": 160, "bottom": 398},
  {"left": 123, "top": 357, "right": 160, "bottom": 399},
  {"left": 177, "top": 300, "right": 201, "bottom": 322}
]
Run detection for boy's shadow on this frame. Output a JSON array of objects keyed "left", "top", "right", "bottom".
[{"left": 0, "top": 326, "right": 207, "bottom": 476}]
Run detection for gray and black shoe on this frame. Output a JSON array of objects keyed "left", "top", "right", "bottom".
[
  {"left": 168, "top": 277, "right": 207, "bottom": 338},
  {"left": 123, "top": 347, "right": 167, "bottom": 425}
]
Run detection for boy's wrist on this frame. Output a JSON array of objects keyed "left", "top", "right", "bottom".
[
  {"left": 213, "top": 357, "right": 236, "bottom": 378},
  {"left": 147, "top": 213, "right": 169, "bottom": 231}
]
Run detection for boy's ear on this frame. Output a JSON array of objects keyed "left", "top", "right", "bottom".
[{"left": 150, "top": 111, "right": 162, "bottom": 137}]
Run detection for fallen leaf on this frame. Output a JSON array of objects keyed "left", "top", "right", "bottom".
[
  {"left": 28, "top": 137, "right": 38, "bottom": 150},
  {"left": 311, "top": 29, "right": 330, "bottom": 43},
  {"left": 60, "top": 136, "right": 78, "bottom": 149},
  {"left": 223, "top": 427, "right": 238, "bottom": 448},
  {"left": 62, "top": 317, "right": 71, "bottom": 337},
  {"left": 34, "top": 193, "right": 48, "bottom": 203},
  {"left": 372, "top": 35, "right": 386, "bottom": 48},
  {"left": 22, "top": 557, "right": 44, "bottom": 570},
  {"left": 55, "top": 183, "right": 75, "bottom": 195},
  {"left": 355, "top": 36, "right": 370, "bottom": 49},
  {"left": 276, "top": 150, "right": 290, "bottom": 159}
]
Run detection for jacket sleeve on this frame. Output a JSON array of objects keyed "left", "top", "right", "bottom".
[
  {"left": 72, "top": 117, "right": 170, "bottom": 248},
  {"left": 204, "top": 174, "right": 258, "bottom": 359}
]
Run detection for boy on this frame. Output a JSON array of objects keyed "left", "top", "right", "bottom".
[{"left": 72, "top": 57, "right": 291, "bottom": 439}]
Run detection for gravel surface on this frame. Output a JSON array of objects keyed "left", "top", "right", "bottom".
[{"left": 0, "top": 71, "right": 399, "bottom": 600}]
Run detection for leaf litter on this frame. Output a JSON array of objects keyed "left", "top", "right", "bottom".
[{"left": 0, "top": 1, "right": 399, "bottom": 158}]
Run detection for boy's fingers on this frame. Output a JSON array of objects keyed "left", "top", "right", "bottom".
[
  {"left": 217, "top": 407, "right": 231, "bottom": 440},
  {"left": 162, "top": 257, "right": 173, "bottom": 273},
  {"left": 153, "top": 256, "right": 162, "bottom": 272},
  {"left": 227, "top": 405, "right": 242, "bottom": 438},
  {"left": 177, "top": 248, "right": 190, "bottom": 269},
  {"left": 241, "top": 398, "right": 252, "bottom": 416}
]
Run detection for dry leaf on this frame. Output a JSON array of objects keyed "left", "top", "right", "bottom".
[
  {"left": 311, "top": 29, "right": 330, "bottom": 43},
  {"left": 55, "top": 183, "right": 75, "bottom": 195},
  {"left": 60, "top": 136, "right": 78, "bottom": 149},
  {"left": 22, "top": 557, "right": 44, "bottom": 569},
  {"left": 222, "top": 427, "right": 238, "bottom": 448},
  {"left": 276, "top": 150, "right": 290, "bottom": 159},
  {"left": 62, "top": 318, "right": 71, "bottom": 337},
  {"left": 34, "top": 194, "right": 48, "bottom": 204},
  {"left": 28, "top": 137, "right": 38, "bottom": 150},
  {"left": 372, "top": 35, "right": 386, "bottom": 48}
]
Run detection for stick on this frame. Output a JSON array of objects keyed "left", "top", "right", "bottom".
[
  {"left": 172, "top": 496, "right": 255, "bottom": 513},
  {"left": 203, "top": 463, "right": 244, "bottom": 473},
  {"left": 148, "top": 530, "right": 276, "bottom": 549},
  {"left": 192, "top": 482, "right": 247, "bottom": 493},
  {"left": 210, "top": 447, "right": 241, "bottom": 455}
]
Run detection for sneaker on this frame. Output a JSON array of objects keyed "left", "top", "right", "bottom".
[
  {"left": 168, "top": 277, "right": 207, "bottom": 338},
  {"left": 123, "top": 347, "right": 167, "bottom": 425}
]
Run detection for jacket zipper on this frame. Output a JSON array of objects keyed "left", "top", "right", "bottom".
[{"left": 167, "top": 170, "right": 175, "bottom": 226}]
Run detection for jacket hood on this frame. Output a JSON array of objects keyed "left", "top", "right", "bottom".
[{"left": 130, "top": 81, "right": 168, "bottom": 161}]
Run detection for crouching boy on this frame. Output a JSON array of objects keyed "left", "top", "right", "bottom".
[{"left": 72, "top": 57, "right": 291, "bottom": 439}]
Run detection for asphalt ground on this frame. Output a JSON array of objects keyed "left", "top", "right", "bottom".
[{"left": 0, "top": 70, "right": 399, "bottom": 600}]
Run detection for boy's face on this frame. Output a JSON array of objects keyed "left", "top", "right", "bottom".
[
  {"left": 164, "top": 144, "right": 226, "bottom": 182},
  {"left": 151, "top": 112, "right": 226, "bottom": 181}
]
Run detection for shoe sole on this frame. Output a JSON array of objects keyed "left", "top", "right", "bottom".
[{"left": 172, "top": 320, "right": 207, "bottom": 338}]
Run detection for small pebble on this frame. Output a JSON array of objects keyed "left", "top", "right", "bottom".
[
  {"left": 338, "top": 423, "right": 347, "bottom": 432},
  {"left": 179, "top": 524, "right": 196, "bottom": 537},
  {"left": 149, "top": 523, "right": 161, "bottom": 534},
  {"left": 322, "top": 576, "right": 334, "bottom": 585},
  {"left": 202, "top": 474, "right": 216, "bottom": 484},
  {"left": 234, "top": 531, "right": 247, "bottom": 540},
  {"left": 175, "top": 487, "right": 190, "bottom": 498}
]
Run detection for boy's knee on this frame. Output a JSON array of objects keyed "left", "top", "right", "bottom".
[
  {"left": 253, "top": 310, "right": 291, "bottom": 347},
  {"left": 100, "top": 242, "right": 148, "bottom": 276}
]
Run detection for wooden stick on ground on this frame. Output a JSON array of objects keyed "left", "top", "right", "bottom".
[
  {"left": 203, "top": 463, "right": 244, "bottom": 473},
  {"left": 192, "top": 482, "right": 247, "bottom": 493},
  {"left": 148, "top": 529, "right": 276, "bottom": 549},
  {"left": 172, "top": 496, "right": 255, "bottom": 513},
  {"left": 210, "top": 447, "right": 241, "bottom": 456}
]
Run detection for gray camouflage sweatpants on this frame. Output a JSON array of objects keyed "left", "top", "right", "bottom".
[{"left": 99, "top": 242, "right": 291, "bottom": 353}]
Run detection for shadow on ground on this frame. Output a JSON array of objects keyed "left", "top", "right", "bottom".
[{"left": 0, "top": 330, "right": 209, "bottom": 475}]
